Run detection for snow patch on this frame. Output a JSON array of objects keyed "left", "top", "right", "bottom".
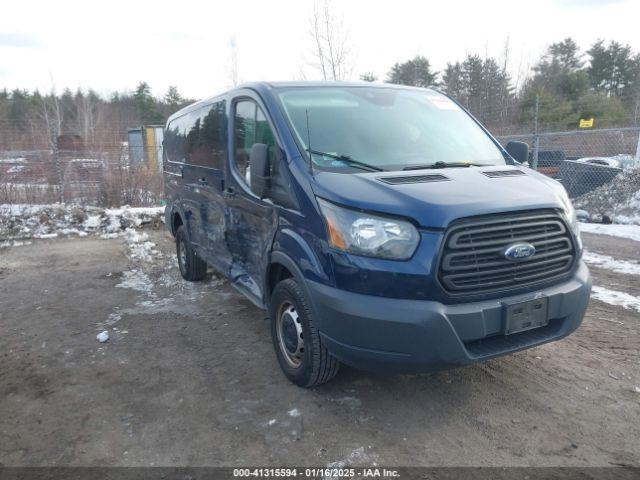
[
  {"left": 582, "top": 250, "right": 640, "bottom": 276},
  {"left": 327, "top": 446, "right": 375, "bottom": 468},
  {"left": 100, "top": 233, "right": 119, "bottom": 240},
  {"left": 0, "top": 240, "right": 32, "bottom": 248},
  {"left": 96, "top": 331, "right": 109, "bottom": 343},
  {"left": 116, "top": 269, "right": 154, "bottom": 293},
  {"left": 288, "top": 408, "right": 301, "bottom": 418},
  {"left": 579, "top": 223, "right": 640, "bottom": 242},
  {"left": 591, "top": 286, "right": 640, "bottom": 312},
  {"left": 83, "top": 214, "right": 102, "bottom": 229},
  {"left": 124, "top": 228, "right": 161, "bottom": 262},
  {"left": 106, "top": 312, "right": 122, "bottom": 325}
]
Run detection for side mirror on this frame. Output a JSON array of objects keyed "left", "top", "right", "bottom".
[
  {"left": 249, "top": 143, "right": 270, "bottom": 197},
  {"left": 505, "top": 141, "right": 529, "bottom": 164}
]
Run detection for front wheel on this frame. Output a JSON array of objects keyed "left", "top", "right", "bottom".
[
  {"left": 175, "top": 225, "right": 207, "bottom": 281},
  {"left": 270, "top": 278, "right": 340, "bottom": 387}
]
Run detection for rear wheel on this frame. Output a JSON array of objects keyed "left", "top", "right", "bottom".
[
  {"left": 176, "top": 225, "right": 207, "bottom": 281},
  {"left": 270, "top": 278, "right": 340, "bottom": 387}
]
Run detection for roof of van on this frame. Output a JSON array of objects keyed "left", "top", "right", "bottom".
[{"left": 166, "top": 81, "right": 437, "bottom": 124}]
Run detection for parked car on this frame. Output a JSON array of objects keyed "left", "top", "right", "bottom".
[
  {"left": 163, "top": 82, "right": 591, "bottom": 387},
  {"left": 575, "top": 156, "right": 621, "bottom": 168}
]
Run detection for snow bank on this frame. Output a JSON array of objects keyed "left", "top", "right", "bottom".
[
  {"left": 0, "top": 203, "right": 164, "bottom": 241},
  {"left": 579, "top": 223, "right": 640, "bottom": 242},
  {"left": 574, "top": 167, "right": 640, "bottom": 225}
]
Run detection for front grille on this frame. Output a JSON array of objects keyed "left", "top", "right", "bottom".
[{"left": 438, "top": 210, "right": 575, "bottom": 295}]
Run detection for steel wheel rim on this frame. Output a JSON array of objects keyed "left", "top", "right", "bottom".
[{"left": 276, "top": 301, "right": 304, "bottom": 368}]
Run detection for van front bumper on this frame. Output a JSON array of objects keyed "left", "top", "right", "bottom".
[{"left": 308, "top": 261, "right": 591, "bottom": 373}]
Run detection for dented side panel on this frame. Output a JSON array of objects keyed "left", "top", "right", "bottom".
[{"left": 225, "top": 197, "right": 279, "bottom": 305}]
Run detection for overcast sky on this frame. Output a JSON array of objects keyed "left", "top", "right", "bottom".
[{"left": 1, "top": 0, "right": 638, "bottom": 100}]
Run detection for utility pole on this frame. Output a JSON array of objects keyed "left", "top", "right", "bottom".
[{"left": 532, "top": 94, "right": 540, "bottom": 170}]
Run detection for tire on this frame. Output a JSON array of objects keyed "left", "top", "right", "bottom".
[
  {"left": 176, "top": 225, "right": 207, "bottom": 281},
  {"left": 270, "top": 278, "right": 340, "bottom": 387}
]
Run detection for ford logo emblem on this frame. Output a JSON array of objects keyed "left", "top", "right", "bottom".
[{"left": 503, "top": 242, "right": 536, "bottom": 261}]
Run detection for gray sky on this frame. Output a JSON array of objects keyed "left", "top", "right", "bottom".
[{"left": 1, "top": 0, "right": 638, "bottom": 100}]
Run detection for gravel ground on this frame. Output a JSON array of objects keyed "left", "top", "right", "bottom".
[{"left": 0, "top": 229, "right": 638, "bottom": 467}]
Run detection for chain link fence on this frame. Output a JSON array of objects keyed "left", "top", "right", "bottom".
[
  {"left": 1, "top": 120, "right": 640, "bottom": 223},
  {"left": 0, "top": 133, "right": 163, "bottom": 207},
  {"left": 497, "top": 127, "right": 640, "bottom": 223}
]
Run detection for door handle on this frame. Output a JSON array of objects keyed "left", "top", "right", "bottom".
[
  {"left": 198, "top": 177, "right": 207, "bottom": 184},
  {"left": 223, "top": 186, "right": 235, "bottom": 198}
]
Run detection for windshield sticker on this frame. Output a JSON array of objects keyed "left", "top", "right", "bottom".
[{"left": 426, "top": 95, "right": 460, "bottom": 111}]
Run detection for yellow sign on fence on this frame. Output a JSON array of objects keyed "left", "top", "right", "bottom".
[{"left": 579, "top": 118, "right": 595, "bottom": 128}]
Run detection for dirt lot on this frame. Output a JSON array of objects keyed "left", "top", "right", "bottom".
[{"left": 0, "top": 229, "right": 638, "bottom": 467}]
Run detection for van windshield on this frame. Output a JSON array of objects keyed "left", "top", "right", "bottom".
[{"left": 277, "top": 86, "right": 506, "bottom": 172}]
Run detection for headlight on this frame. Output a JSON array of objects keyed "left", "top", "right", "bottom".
[{"left": 317, "top": 198, "right": 420, "bottom": 260}]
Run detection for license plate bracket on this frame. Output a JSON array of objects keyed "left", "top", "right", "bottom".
[{"left": 503, "top": 297, "right": 549, "bottom": 335}]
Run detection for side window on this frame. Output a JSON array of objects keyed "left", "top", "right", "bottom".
[
  {"left": 233, "top": 100, "right": 276, "bottom": 185},
  {"left": 164, "top": 118, "right": 186, "bottom": 163},
  {"left": 186, "top": 102, "right": 225, "bottom": 168}
]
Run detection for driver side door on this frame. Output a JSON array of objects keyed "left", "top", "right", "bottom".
[{"left": 224, "top": 96, "right": 279, "bottom": 306}]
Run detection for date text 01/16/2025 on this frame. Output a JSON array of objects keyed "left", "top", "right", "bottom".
[{"left": 232, "top": 467, "right": 400, "bottom": 478}]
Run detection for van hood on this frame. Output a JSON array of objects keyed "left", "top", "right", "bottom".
[{"left": 311, "top": 165, "right": 570, "bottom": 229}]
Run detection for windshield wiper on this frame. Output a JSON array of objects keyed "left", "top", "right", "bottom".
[
  {"left": 307, "top": 148, "right": 385, "bottom": 172},
  {"left": 403, "top": 161, "right": 490, "bottom": 170}
]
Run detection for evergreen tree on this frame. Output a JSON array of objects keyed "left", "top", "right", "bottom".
[
  {"left": 133, "top": 82, "right": 162, "bottom": 123},
  {"left": 587, "top": 40, "right": 637, "bottom": 98},
  {"left": 386, "top": 56, "right": 438, "bottom": 87},
  {"left": 164, "top": 86, "right": 185, "bottom": 107},
  {"left": 442, "top": 62, "right": 464, "bottom": 100},
  {"left": 359, "top": 72, "right": 377, "bottom": 82},
  {"left": 442, "top": 55, "right": 513, "bottom": 125},
  {"left": 531, "top": 37, "right": 589, "bottom": 100}
]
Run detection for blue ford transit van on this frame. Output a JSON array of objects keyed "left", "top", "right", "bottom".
[{"left": 163, "top": 82, "right": 591, "bottom": 387}]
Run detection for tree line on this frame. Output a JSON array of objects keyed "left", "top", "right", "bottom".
[
  {"left": 375, "top": 38, "right": 640, "bottom": 132},
  {"left": 1, "top": 37, "right": 639, "bottom": 150},
  {"left": 0, "top": 82, "right": 193, "bottom": 149}
]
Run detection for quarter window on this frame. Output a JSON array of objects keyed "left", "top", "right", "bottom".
[
  {"left": 187, "top": 101, "right": 225, "bottom": 168},
  {"left": 165, "top": 101, "right": 225, "bottom": 168}
]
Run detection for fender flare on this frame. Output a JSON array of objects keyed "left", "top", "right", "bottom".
[
  {"left": 168, "top": 203, "right": 188, "bottom": 237},
  {"left": 268, "top": 250, "right": 319, "bottom": 311}
]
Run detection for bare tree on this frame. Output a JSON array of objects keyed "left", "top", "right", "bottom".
[
  {"left": 36, "top": 91, "right": 62, "bottom": 148},
  {"left": 228, "top": 36, "right": 239, "bottom": 87},
  {"left": 309, "top": 0, "right": 351, "bottom": 80}
]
